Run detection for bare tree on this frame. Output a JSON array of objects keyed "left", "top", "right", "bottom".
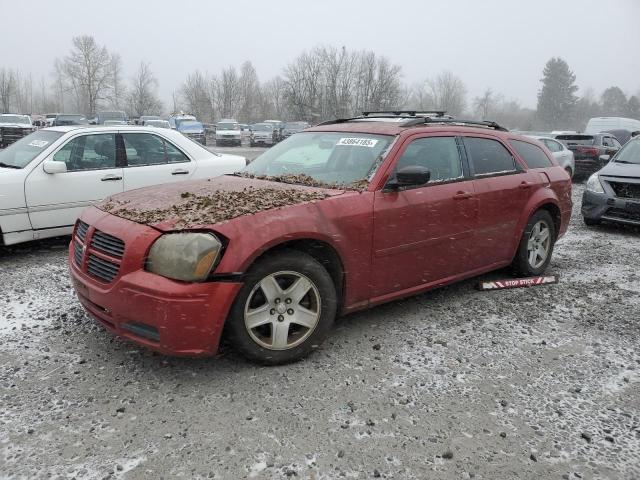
[
  {"left": 61, "top": 35, "right": 114, "bottom": 116},
  {"left": 473, "top": 88, "right": 497, "bottom": 120},
  {"left": 214, "top": 66, "right": 243, "bottom": 119},
  {"left": 238, "top": 61, "right": 260, "bottom": 122},
  {"left": 108, "top": 53, "right": 126, "bottom": 110},
  {"left": 127, "top": 62, "right": 163, "bottom": 117},
  {"left": 180, "top": 71, "right": 214, "bottom": 121},
  {"left": 0, "top": 68, "right": 16, "bottom": 112},
  {"left": 426, "top": 71, "right": 467, "bottom": 116}
]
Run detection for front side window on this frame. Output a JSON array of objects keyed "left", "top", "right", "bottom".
[
  {"left": 602, "top": 137, "right": 612, "bottom": 147},
  {"left": 52, "top": 133, "right": 116, "bottom": 171},
  {"left": 510, "top": 139, "right": 553, "bottom": 169},
  {"left": 395, "top": 136, "right": 463, "bottom": 182},
  {"left": 464, "top": 137, "right": 515, "bottom": 175},
  {"left": 243, "top": 131, "right": 393, "bottom": 186}
]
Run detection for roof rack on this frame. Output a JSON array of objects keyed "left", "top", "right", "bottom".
[
  {"left": 402, "top": 117, "right": 508, "bottom": 131},
  {"left": 361, "top": 110, "right": 448, "bottom": 117}
]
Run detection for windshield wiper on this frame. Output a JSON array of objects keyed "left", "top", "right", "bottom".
[
  {"left": 614, "top": 160, "right": 636, "bottom": 164},
  {"left": 0, "top": 162, "right": 21, "bottom": 169}
]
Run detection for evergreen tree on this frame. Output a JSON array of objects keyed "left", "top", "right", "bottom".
[
  {"left": 627, "top": 96, "right": 640, "bottom": 119},
  {"left": 600, "top": 87, "right": 628, "bottom": 116},
  {"left": 536, "top": 57, "right": 578, "bottom": 129}
]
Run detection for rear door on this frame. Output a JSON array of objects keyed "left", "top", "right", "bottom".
[
  {"left": 25, "top": 132, "right": 124, "bottom": 230},
  {"left": 462, "top": 135, "right": 543, "bottom": 270},
  {"left": 372, "top": 134, "right": 478, "bottom": 298},
  {"left": 120, "top": 132, "right": 196, "bottom": 190}
]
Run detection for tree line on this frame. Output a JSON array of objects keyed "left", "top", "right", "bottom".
[{"left": 1, "top": 35, "right": 638, "bottom": 132}]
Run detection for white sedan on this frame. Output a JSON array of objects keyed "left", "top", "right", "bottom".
[
  {"left": 527, "top": 135, "right": 575, "bottom": 178},
  {"left": 0, "top": 125, "right": 246, "bottom": 246}
]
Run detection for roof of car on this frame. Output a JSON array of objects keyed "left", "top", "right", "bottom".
[{"left": 45, "top": 125, "right": 180, "bottom": 134}]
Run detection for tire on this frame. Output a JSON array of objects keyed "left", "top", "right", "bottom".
[
  {"left": 202, "top": 137, "right": 207, "bottom": 146},
  {"left": 226, "top": 249, "right": 337, "bottom": 365},
  {"left": 512, "top": 209, "right": 556, "bottom": 276},
  {"left": 250, "top": 141, "right": 255, "bottom": 147},
  {"left": 565, "top": 167, "right": 573, "bottom": 179},
  {"left": 215, "top": 140, "right": 220, "bottom": 147},
  {"left": 583, "top": 216, "right": 601, "bottom": 226}
]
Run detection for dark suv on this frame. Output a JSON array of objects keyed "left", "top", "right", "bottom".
[
  {"left": 582, "top": 137, "right": 640, "bottom": 226},
  {"left": 555, "top": 133, "right": 621, "bottom": 177},
  {"left": 69, "top": 111, "right": 572, "bottom": 364}
]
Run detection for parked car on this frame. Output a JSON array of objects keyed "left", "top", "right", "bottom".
[
  {"left": 0, "top": 114, "right": 36, "bottom": 147},
  {"left": 178, "top": 120, "right": 207, "bottom": 145},
  {"left": 585, "top": 117, "right": 640, "bottom": 135},
  {"left": 168, "top": 114, "right": 197, "bottom": 130},
  {"left": 139, "top": 115, "right": 162, "bottom": 126},
  {"left": 215, "top": 119, "right": 242, "bottom": 146},
  {"left": 526, "top": 135, "right": 575, "bottom": 177},
  {"left": 45, "top": 113, "right": 59, "bottom": 127},
  {"left": 103, "top": 120, "right": 128, "bottom": 126},
  {"left": 601, "top": 129, "right": 639, "bottom": 145},
  {"left": 144, "top": 119, "right": 171, "bottom": 129},
  {"left": 96, "top": 111, "right": 128, "bottom": 125},
  {"left": 68, "top": 112, "right": 572, "bottom": 364},
  {"left": 249, "top": 122, "right": 277, "bottom": 146},
  {"left": 555, "top": 133, "right": 621, "bottom": 177},
  {"left": 582, "top": 137, "right": 640, "bottom": 226},
  {"left": 52, "top": 114, "right": 90, "bottom": 126},
  {"left": 0, "top": 125, "right": 245, "bottom": 246},
  {"left": 264, "top": 119, "right": 285, "bottom": 142},
  {"left": 282, "top": 121, "right": 310, "bottom": 139}
]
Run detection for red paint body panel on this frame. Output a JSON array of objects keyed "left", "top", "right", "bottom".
[{"left": 69, "top": 122, "right": 572, "bottom": 357}]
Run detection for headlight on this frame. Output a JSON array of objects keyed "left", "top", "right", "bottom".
[
  {"left": 146, "top": 233, "right": 222, "bottom": 282},
  {"left": 586, "top": 173, "right": 605, "bottom": 194}
]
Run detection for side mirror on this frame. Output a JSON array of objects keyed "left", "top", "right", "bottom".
[
  {"left": 386, "top": 166, "right": 431, "bottom": 190},
  {"left": 43, "top": 160, "right": 67, "bottom": 174},
  {"left": 599, "top": 154, "right": 611, "bottom": 162}
]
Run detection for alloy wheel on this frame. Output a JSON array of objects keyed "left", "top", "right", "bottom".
[
  {"left": 526, "top": 220, "right": 551, "bottom": 269},
  {"left": 244, "top": 271, "right": 321, "bottom": 350}
]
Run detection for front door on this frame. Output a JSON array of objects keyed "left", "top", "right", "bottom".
[
  {"left": 371, "top": 135, "right": 478, "bottom": 299},
  {"left": 120, "top": 132, "right": 195, "bottom": 190},
  {"left": 25, "top": 132, "right": 124, "bottom": 230}
]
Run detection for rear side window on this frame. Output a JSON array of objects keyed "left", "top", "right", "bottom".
[
  {"left": 509, "top": 140, "right": 553, "bottom": 169},
  {"left": 543, "top": 139, "right": 562, "bottom": 152},
  {"left": 464, "top": 137, "right": 515, "bottom": 175}
]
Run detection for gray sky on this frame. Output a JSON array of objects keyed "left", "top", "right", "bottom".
[{"left": 2, "top": 0, "right": 639, "bottom": 108}]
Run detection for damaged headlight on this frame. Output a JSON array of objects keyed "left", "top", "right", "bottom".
[
  {"left": 146, "top": 232, "right": 222, "bottom": 282},
  {"left": 586, "top": 173, "right": 605, "bottom": 194}
]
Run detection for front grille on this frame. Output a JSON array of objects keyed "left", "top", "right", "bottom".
[
  {"left": 91, "top": 230, "right": 125, "bottom": 258},
  {"left": 76, "top": 220, "right": 89, "bottom": 242},
  {"left": 87, "top": 254, "right": 120, "bottom": 283},
  {"left": 73, "top": 241, "right": 83, "bottom": 267},
  {"left": 609, "top": 182, "right": 640, "bottom": 199}
]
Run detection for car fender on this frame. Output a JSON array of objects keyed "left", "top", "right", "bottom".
[{"left": 510, "top": 185, "right": 562, "bottom": 258}]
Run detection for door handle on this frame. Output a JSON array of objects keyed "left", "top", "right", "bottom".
[
  {"left": 171, "top": 169, "right": 190, "bottom": 175},
  {"left": 453, "top": 191, "right": 473, "bottom": 200},
  {"left": 101, "top": 174, "right": 122, "bottom": 181},
  {"left": 518, "top": 181, "right": 532, "bottom": 189}
]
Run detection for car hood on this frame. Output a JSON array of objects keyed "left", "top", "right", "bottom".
[
  {"left": 599, "top": 161, "right": 640, "bottom": 179},
  {"left": 98, "top": 175, "right": 347, "bottom": 231}
]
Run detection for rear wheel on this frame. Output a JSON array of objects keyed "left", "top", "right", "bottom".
[
  {"left": 512, "top": 210, "right": 556, "bottom": 276},
  {"left": 226, "top": 250, "right": 337, "bottom": 365}
]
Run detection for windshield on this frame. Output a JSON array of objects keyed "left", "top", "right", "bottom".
[
  {"left": 56, "top": 115, "right": 88, "bottom": 125},
  {"left": 241, "top": 131, "right": 393, "bottom": 187},
  {"left": 0, "top": 115, "right": 31, "bottom": 125},
  {"left": 555, "top": 134, "right": 595, "bottom": 146},
  {"left": 217, "top": 122, "right": 238, "bottom": 131},
  {"left": 252, "top": 123, "right": 274, "bottom": 131},
  {"left": 99, "top": 112, "right": 125, "bottom": 120},
  {"left": 179, "top": 121, "right": 203, "bottom": 130},
  {"left": 614, "top": 139, "right": 640, "bottom": 165},
  {"left": 0, "top": 130, "right": 64, "bottom": 168}
]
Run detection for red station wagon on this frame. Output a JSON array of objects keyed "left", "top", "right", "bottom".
[{"left": 69, "top": 112, "right": 572, "bottom": 364}]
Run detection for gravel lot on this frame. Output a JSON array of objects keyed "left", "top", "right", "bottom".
[{"left": 1, "top": 183, "right": 639, "bottom": 480}]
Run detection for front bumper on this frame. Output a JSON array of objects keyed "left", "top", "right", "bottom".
[
  {"left": 251, "top": 136, "right": 274, "bottom": 145},
  {"left": 582, "top": 190, "right": 640, "bottom": 226},
  {"left": 216, "top": 136, "right": 241, "bottom": 145},
  {"left": 69, "top": 209, "right": 243, "bottom": 356},
  {"left": 185, "top": 132, "right": 206, "bottom": 144}
]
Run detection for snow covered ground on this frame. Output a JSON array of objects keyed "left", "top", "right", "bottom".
[{"left": 1, "top": 183, "right": 639, "bottom": 479}]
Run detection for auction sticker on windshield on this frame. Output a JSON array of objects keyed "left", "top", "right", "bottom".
[
  {"left": 28, "top": 140, "right": 49, "bottom": 148},
  {"left": 337, "top": 137, "right": 379, "bottom": 147}
]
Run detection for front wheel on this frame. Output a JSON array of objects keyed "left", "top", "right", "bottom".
[
  {"left": 226, "top": 250, "right": 337, "bottom": 365},
  {"left": 512, "top": 210, "right": 556, "bottom": 276}
]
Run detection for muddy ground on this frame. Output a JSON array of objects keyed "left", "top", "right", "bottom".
[{"left": 1, "top": 183, "right": 639, "bottom": 480}]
